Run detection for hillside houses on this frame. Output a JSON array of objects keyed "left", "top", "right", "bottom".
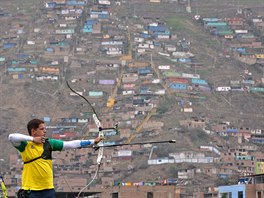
[
  {"left": 199, "top": 15, "right": 264, "bottom": 67},
  {"left": 218, "top": 144, "right": 264, "bottom": 177},
  {"left": 1, "top": 0, "right": 264, "bottom": 197}
]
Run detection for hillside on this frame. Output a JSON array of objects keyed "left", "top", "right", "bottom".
[{"left": 0, "top": 0, "right": 264, "bottom": 195}]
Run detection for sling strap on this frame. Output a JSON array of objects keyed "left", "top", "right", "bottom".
[{"left": 24, "top": 140, "right": 52, "bottom": 164}]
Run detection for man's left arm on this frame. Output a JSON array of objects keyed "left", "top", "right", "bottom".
[{"left": 49, "top": 138, "right": 102, "bottom": 151}]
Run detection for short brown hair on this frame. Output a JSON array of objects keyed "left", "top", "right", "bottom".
[{"left": 27, "top": 119, "right": 45, "bottom": 135}]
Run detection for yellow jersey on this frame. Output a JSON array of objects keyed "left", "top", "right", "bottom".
[{"left": 15, "top": 139, "right": 63, "bottom": 191}]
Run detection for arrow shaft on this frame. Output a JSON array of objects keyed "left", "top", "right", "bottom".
[{"left": 96, "top": 140, "right": 175, "bottom": 148}]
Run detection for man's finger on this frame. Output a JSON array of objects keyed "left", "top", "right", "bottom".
[{"left": 41, "top": 137, "right": 46, "bottom": 143}]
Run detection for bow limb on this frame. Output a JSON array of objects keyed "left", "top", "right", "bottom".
[{"left": 66, "top": 81, "right": 99, "bottom": 117}]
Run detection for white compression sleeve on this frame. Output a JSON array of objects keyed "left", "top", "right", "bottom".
[
  {"left": 8, "top": 133, "right": 34, "bottom": 146},
  {"left": 63, "top": 139, "right": 95, "bottom": 150}
]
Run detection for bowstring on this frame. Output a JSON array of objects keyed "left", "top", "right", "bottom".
[
  {"left": 76, "top": 164, "right": 100, "bottom": 198},
  {"left": 48, "top": 82, "right": 78, "bottom": 197}
]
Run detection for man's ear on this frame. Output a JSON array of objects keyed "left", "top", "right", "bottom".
[{"left": 31, "top": 128, "right": 36, "bottom": 136}]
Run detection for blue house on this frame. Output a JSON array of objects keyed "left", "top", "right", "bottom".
[
  {"left": 218, "top": 174, "right": 264, "bottom": 197},
  {"left": 169, "top": 83, "right": 187, "bottom": 90},
  {"left": 191, "top": 78, "right": 208, "bottom": 85},
  {"left": 218, "top": 184, "right": 245, "bottom": 198},
  {"left": 3, "top": 43, "right": 17, "bottom": 49}
]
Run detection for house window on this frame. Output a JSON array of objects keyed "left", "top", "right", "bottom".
[
  {"left": 238, "top": 191, "right": 243, "bottom": 198},
  {"left": 112, "top": 192, "right": 118, "bottom": 198},
  {"left": 147, "top": 192, "right": 153, "bottom": 198},
  {"left": 221, "top": 193, "right": 228, "bottom": 198},
  {"left": 11, "top": 178, "right": 17, "bottom": 184}
]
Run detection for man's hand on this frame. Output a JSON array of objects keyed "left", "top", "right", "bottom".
[
  {"left": 33, "top": 136, "right": 47, "bottom": 144},
  {"left": 94, "top": 137, "right": 104, "bottom": 144}
]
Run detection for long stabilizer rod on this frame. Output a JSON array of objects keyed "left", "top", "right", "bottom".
[{"left": 95, "top": 140, "right": 175, "bottom": 149}]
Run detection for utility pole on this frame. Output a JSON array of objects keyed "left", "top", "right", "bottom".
[{"left": 149, "top": 146, "right": 157, "bottom": 160}]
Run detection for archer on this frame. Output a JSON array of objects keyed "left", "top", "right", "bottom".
[{"left": 8, "top": 118, "right": 103, "bottom": 198}]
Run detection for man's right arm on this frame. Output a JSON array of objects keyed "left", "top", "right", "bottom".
[{"left": 8, "top": 133, "right": 33, "bottom": 147}]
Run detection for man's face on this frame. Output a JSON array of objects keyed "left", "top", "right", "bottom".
[{"left": 32, "top": 123, "right": 46, "bottom": 137}]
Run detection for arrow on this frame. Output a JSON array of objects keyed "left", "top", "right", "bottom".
[{"left": 93, "top": 140, "right": 176, "bottom": 150}]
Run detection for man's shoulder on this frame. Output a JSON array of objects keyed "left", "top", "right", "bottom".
[
  {"left": 47, "top": 138, "right": 64, "bottom": 151},
  {"left": 15, "top": 141, "right": 28, "bottom": 152},
  {"left": 48, "top": 138, "right": 62, "bottom": 142}
]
